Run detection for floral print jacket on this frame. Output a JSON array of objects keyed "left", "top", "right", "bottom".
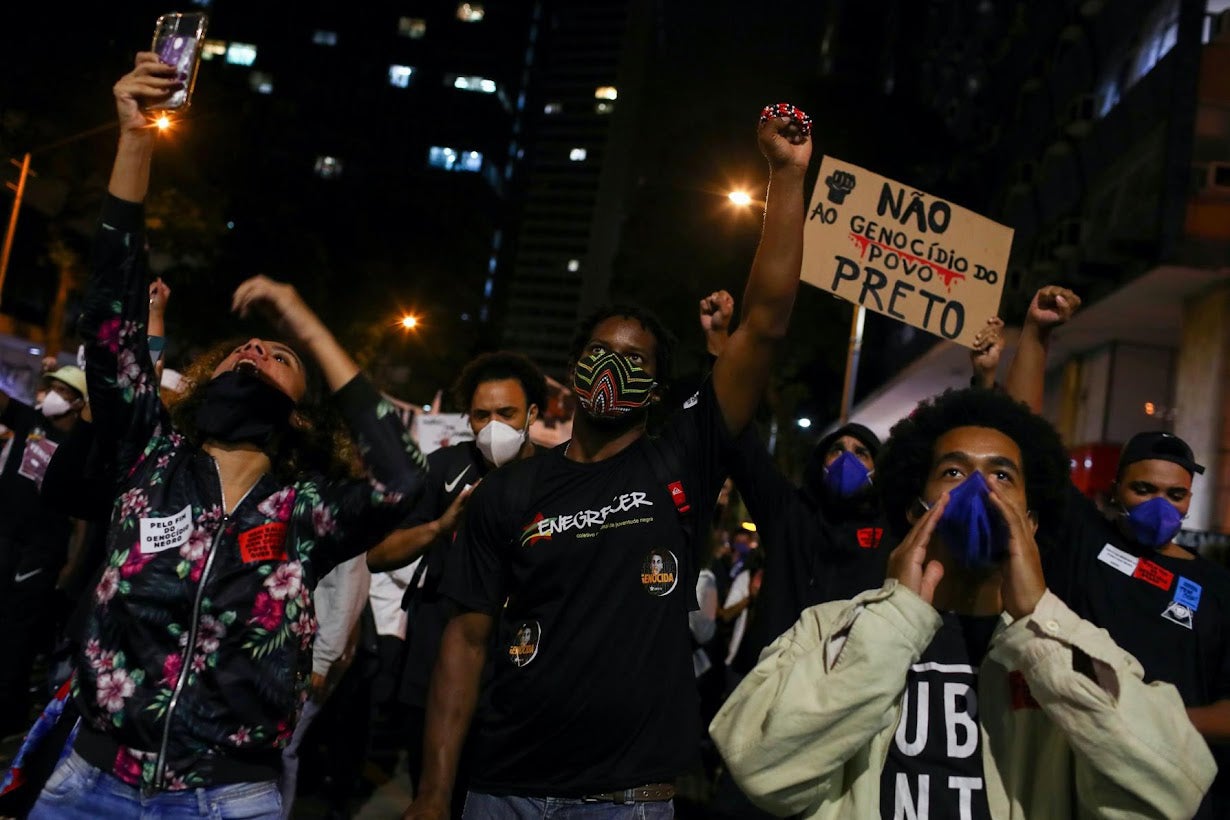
[{"left": 73, "top": 195, "right": 426, "bottom": 791}]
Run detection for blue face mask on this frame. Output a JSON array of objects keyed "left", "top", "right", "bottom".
[
  {"left": 823, "top": 451, "right": 873, "bottom": 498},
  {"left": 926, "top": 472, "right": 1009, "bottom": 570},
  {"left": 1123, "top": 497, "right": 1183, "bottom": 549}
]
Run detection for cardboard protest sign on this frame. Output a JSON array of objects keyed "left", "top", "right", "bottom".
[
  {"left": 412, "top": 413, "right": 473, "bottom": 455},
  {"left": 801, "top": 157, "right": 1012, "bottom": 348}
]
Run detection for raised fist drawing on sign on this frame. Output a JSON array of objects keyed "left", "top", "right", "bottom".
[{"left": 825, "top": 170, "right": 856, "bottom": 204}]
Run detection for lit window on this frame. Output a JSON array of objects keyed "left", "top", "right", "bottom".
[
  {"left": 314, "top": 156, "right": 343, "bottom": 179},
  {"left": 191, "top": 0, "right": 211, "bottom": 6},
  {"left": 398, "top": 17, "right": 426, "bottom": 38},
  {"left": 428, "top": 146, "right": 483, "bottom": 173},
  {"left": 452, "top": 75, "right": 497, "bottom": 93},
  {"left": 457, "top": 3, "right": 485, "bottom": 22},
  {"left": 312, "top": 30, "right": 338, "bottom": 46},
  {"left": 484, "top": 278, "right": 494, "bottom": 298},
  {"left": 249, "top": 72, "right": 274, "bottom": 94},
  {"left": 488, "top": 256, "right": 497, "bottom": 273},
  {"left": 595, "top": 101, "right": 614, "bottom": 114},
  {"left": 569, "top": 148, "right": 587, "bottom": 161},
  {"left": 389, "top": 65, "right": 415, "bottom": 88},
  {"left": 567, "top": 259, "right": 580, "bottom": 272},
  {"left": 544, "top": 101, "right": 562, "bottom": 114},
  {"left": 201, "top": 40, "right": 227, "bottom": 61},
  {"left": 594, "top": 86, "right": 618, "bottom": 100},
  {"left": 226, "top": 42, "right": 258, "bottom": 66}
]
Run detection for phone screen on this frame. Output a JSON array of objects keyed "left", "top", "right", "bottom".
[{"left": 149, "top": 13, "right": 208, "bottom": 111}]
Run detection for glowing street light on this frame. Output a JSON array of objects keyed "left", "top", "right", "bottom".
[
  {"left": 796, "top": 417, "right": 812, "bottom": 429},
  {"left": 400, "top": 315, "right": 419, "bottom": 330},
  {"left": 727, "top": 190, "right": 752, "bottom": 207}
]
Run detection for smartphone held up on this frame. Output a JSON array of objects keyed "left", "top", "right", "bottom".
[{"left": 147, "top": 12, "right": 208, "bottom": 113}]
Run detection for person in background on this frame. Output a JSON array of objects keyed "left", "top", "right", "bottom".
[
  {"left": 368, "top": 351, "right": 547, "bottom": 818},
  {"left": 0, "top": 365, "right": 89, "bottom": 738},
  {"left": 1004, "top": 283, "right": 1230, "bottom": 818}
]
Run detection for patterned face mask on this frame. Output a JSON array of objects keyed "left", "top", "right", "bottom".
[{"left": 571, "top": 350, "right": 656, "bottom": 419}]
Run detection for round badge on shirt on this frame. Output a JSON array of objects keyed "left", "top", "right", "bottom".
[
  {"left": 640, "top": 550, "right": 679, "bottom": 597},
  {"left": 508, "top": 620, "right": 542, "bottom": 668}
]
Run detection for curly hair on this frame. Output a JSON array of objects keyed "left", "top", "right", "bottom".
[
  {"left": 875, "top": 388, "right": 1070, "bottom": 544},
  {"left": 570, "top": 304, "right": 676, "bottom": 389},
  {"left": 168, "top": 339, "right": 357, "bottom": 482},
  {"left": 451, "top": 351, "right": 548, "bottom": 413}
]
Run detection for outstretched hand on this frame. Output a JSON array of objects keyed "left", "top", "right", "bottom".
[
  {"left": 988, "top": 485, "right": 1045, "bottom": 619},
  {"left": 970, "top": 316, "right": 1004, "bottom": 380},
  {"left": 1026, "top": 286, "right": 1081, "bottom": 332},
  {"left": 887, "top": 493, "right": 949, "bottom": 605},
  {"left": 699, "top": 290, "right": 735, "bottom": 336},
  {"left": 231, "top": 276, "right": 324, "bottom": 349},
  {"left": 113, "top": 53, "right": 180, "bottom": 135},
  {"left": 757, "top": 112, "right": 812, "bottom": 173},
  {"left": 148, "top": 278, "right": 172, "bottom": 317}
]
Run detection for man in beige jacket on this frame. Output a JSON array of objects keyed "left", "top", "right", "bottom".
[{"left": 711, "top": 387, "right": 1214, "bottom": 819}]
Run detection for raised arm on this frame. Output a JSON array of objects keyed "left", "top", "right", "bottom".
[
  {"left": 969, "top": 316, "right": 1004, "bottom": 389},
  {"left": 711, "top": 110, "right": 812, "bottom": 435},
  {"left": 1003, "top": 286, "right": 1081, "bottom": 412}
]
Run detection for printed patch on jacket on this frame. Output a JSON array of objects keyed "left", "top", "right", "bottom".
[
  {"left": 239, "top": 523, "right": 289, "bottom": 563},
  {"left": 856, "top": 527, "right": 884, "bottom": 549}
]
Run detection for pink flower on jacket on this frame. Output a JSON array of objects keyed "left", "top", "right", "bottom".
[
  {"left": 311, "top": 504, "right": 336, "bottom": 538},
  {"left": 117, "top": 349, "right": 142, "bottom": 390},
  {"left": 179, "top": 527, "right": 212, "bottom": 562},
  {"left": 95, "top": 566, "right": 121, "bottom": 604},
  {"left": 228, "top": 726, "right": 253, "bottom": 746},
  {"left": 96, "top": 668, "right": 136, "bottom": 713},
  {"left": 264, "top": 561, "right": 303, "bottom": 601},
  {"left": 161, "top": 651, "right": 184, "bottom": 686},
  {"left": 97, "top": 317, "right": 122, "bottom": 353},
  {"left": 196, "top": 614, "right": 226, "bottom": 655},
  {"left": 249, "top": 591, "right": 285, "bottom": 631},
  {"left": 290, "top": 611, "right": 317, "bottom": 649},
  {"left": 118, "top": 488, "right": 150, "bottom": 520},
  {"left": 120, "top": 545, "right": 155, "bottom": 579},
  {"left": 257, "top": 488, "right": 297, "bottom": 523},
  {"left": 113, "top": 745, "right": 147, "bottom": 785}
]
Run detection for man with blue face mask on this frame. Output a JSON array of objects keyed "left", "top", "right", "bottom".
[
  {"left": 1004, "top": 284, "right": 1230, "bottom": 819},
  {"left": 709, "top": 387, "right": 1214, "bottom": 820}
]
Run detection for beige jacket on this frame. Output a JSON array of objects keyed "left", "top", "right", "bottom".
[{"left": 710, "top": 582, "right": 1215, "bottom": 819}]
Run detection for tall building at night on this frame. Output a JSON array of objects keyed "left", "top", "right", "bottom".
[
  {"left": 837, "top": 0, "right": 1230, "bottom": 546},
  {"left": 496, "top": 0, "right": 653, "bottom": 377}
]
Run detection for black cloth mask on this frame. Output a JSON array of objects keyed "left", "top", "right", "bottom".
[{"left": 195, "top": 370, "right": 295, "bottom": 448}]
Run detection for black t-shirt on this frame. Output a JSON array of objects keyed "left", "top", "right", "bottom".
[
  {"left": 1043, "top": 484, "right": 1230, "bottom": 818},
  {"left": 880, "top": 612, "right": 997, "bottom": 820},
  {"left": 0, "top": 400, "right": 70, "bottom": 564},
  {"left": 440, "top": 380, "right": 730, "bottom": 796},
  {"left": 726, "top": 428, "right": 896, "bottom": 673},
  {"left": 399, "top": 441, "right": 491, "bottom": 708}
]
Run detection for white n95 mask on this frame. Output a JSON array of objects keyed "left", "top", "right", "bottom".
[{"left": 476, "top": 419, "right": 527, "bottom": 467}]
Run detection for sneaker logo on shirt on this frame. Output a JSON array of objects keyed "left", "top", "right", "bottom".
[
  {"left": 13, "top": 568, "right": 43, "bottom": 584},
  {"left": 443, "top": 465, "right": 471, "bottom": 494},
  {"left": 641, "top": 549, "right": 679, "bottom": 597},
  {"left": 508, "top": 620, "right": 541, "bottom": 668}
]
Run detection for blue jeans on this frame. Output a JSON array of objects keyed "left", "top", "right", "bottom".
[
  {"left": 28, "top": 751, "right": 282, "bottom": 819},
  {"left": 462, "top": 791, "right": 674, "bottom": 819}
]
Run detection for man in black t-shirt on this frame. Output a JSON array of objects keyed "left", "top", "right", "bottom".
[
  {"left": 1004, "top": 285, "right": 1230, "bottom": 818},
  {"left": 0, "top": 366, "right": 88, "bottom": 736},
  {"left": 367, "top": 351, "right": 547, "bottom": 816},
  {"left": 401, "top": 111, "right": 814, "bottom": 819}
]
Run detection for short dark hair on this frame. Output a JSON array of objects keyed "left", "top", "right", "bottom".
[
  {"left": 875, "top": 388, "right": 1070, "bottom": 544},
  {"left": 570, "top": 304, "right": 675, "bottom": 388},
  {"left": 451, "top": 351, "right": 548, "bottom": 413}
]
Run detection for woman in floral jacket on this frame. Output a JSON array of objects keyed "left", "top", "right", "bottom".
[{"left": 28, "top": 53, "right": 427, "bottom": 819}]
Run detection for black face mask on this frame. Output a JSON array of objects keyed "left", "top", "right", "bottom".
[{"left": 195, "top": 370, "right": 295, "bottom": 448}]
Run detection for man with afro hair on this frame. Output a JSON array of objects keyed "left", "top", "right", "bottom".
[{"left": 711, "top": 387, "right": 1213, "bottom": 819}]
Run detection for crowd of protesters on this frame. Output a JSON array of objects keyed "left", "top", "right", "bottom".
[{"left": 0, "top": 46, "right": 1225, "bottom": 820}]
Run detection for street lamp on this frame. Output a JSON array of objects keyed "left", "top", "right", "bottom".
[
  {"left": 727, "top": 190, "right": 752, "bottom": 207},
  {"left": 0, "top": 119, "right": 132, "bottom": 309},
  {"left": 400, "top": 314, "right": 419, "bottom": 330}
]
